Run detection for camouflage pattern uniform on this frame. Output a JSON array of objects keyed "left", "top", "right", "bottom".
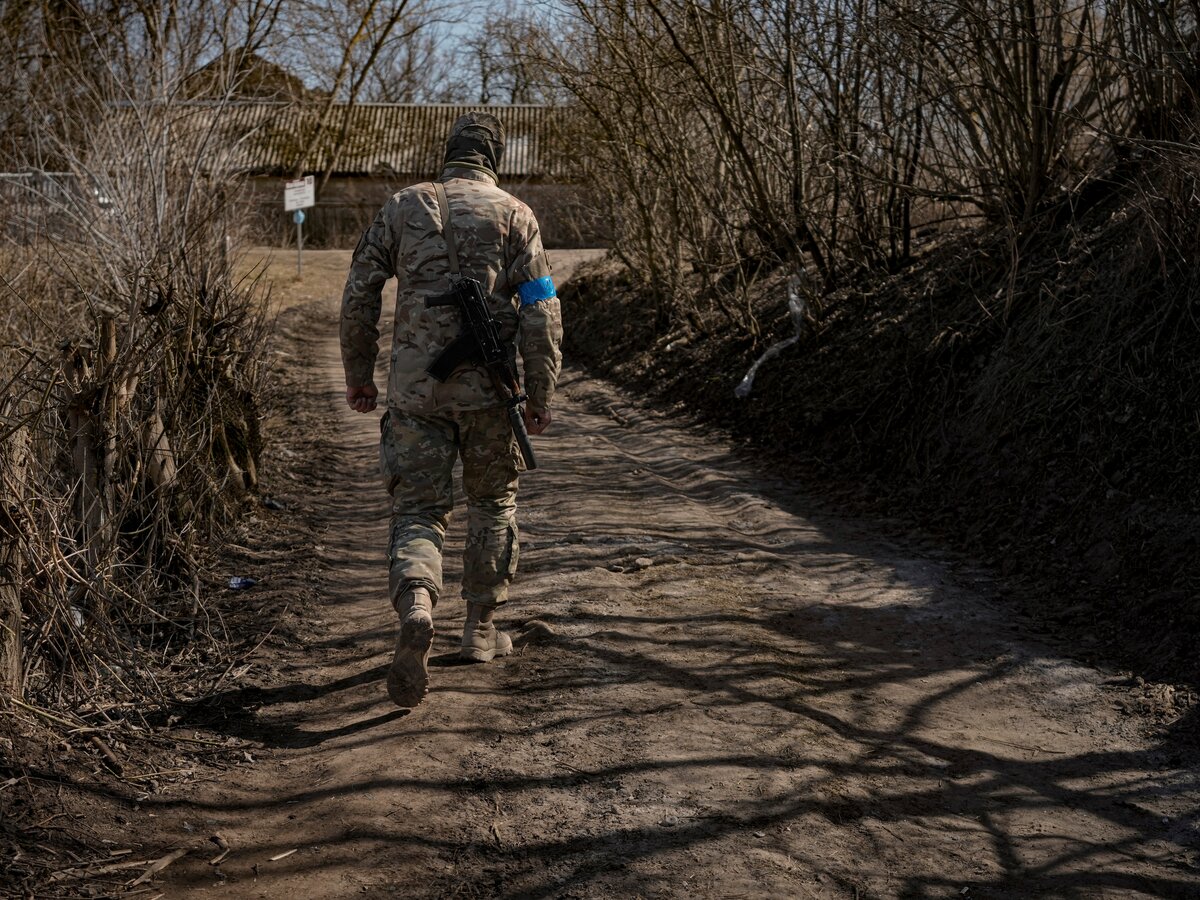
[{"left": 340, "top": 115, "right": 562, "bottom": 612}]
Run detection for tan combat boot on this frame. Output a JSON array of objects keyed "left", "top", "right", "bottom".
[
  {"left": 460, "top": 602, "right": 513, "bottom": 663},
  {"left": 387, "top": 587, "right": 434, "bottom": 708}
]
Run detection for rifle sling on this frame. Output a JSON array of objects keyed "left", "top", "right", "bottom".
[
  {"left": 433, "top": 181, "right": 461, "bottom": 278},
  {"left": 427, "top": 181, "right": 471, "bottom": 379}
]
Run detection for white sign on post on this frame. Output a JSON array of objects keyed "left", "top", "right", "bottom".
[
  {"left": 284, "top": 175, "right": 315, "bottom": 211},
  {"left": 284, "top": 176, "right": 315, "bottom": 275}
]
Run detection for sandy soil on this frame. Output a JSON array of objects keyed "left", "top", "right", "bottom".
[{"left": 139, "top": 249, "right": 1200, "bottom": 899}]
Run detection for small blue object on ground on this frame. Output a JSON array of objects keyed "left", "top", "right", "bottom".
[{"left": 228, "top": 576, "right": 258, "bottom": 590}]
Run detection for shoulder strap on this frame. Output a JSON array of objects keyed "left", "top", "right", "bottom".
[{"left": 432, "top": 181, "right": 461, "bottom": 277}]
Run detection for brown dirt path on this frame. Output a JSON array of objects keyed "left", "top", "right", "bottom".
[{"left": 153, "top": 250, "right": 1200, "bottom": 899}]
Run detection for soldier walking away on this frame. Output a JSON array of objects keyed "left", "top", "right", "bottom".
[{"left": 339, "top": 113, "right": 563, "bottom": 708}]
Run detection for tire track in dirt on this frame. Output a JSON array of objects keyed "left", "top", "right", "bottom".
[{"left": 152, "top": 258, "right": 1200, "bottom": 899}]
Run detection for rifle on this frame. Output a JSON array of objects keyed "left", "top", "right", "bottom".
[
  {"left": 425, "top": 181, "right": 537, "bottom": 470},
  {"left": 425, "top": 275, "right": 537, "bottom": 470}
]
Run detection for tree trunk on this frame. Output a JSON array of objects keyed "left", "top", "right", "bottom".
[
  {"left": 62, "top": 342, "right": 105, "bottom": 619},
  {"left": 0, "top": 425, "right": 29, "bottom": 700}
]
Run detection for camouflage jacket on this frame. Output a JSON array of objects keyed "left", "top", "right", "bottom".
[{"left": 340, "top": 167, "right": 563, "bottom": 413}]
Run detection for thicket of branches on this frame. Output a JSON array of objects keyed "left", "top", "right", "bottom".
[
  {"left": 534, "top": 0, "right": 1199, "bottom": 333},
  {"left": 0, "top": 3, "right": 278, "bottom": 719}
]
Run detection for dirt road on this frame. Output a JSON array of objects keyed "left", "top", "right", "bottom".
[{"left": 154, "top": 250, "right": 1199, "bottom": 898}]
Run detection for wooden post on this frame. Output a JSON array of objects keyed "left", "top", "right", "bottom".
[
  {"left": 212, "top": 422, "right": 246, "bottom": 495},
  {"left": 0, "top": 424, "right": 29, "bottom": 700},
  {"left": 61, "top": 341, "right": 104, "bottom": 619},
  {"left": 233, "top": 412, "right": 258, "bottom": 491},
  {"left": 100, "top": 317, "right": 118, "bottom": 517},
  {"left": 142, "top": 396, "right": 177, "bottom": 493}
]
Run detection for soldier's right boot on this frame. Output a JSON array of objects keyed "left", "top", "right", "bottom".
[
  {"left": 387, "top": 586, "right": 434, "bottom": 708},
  {"left": 460, "top": 602, "right": 513, "bottom": 663}
]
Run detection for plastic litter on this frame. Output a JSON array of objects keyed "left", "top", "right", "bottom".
[
  {"left": 734, "top": 271, "right": 809, "bottom": 399},
  {"left": 228, "top": 576, "right": 257, "bottom": 590},
  {"left": 262, "top": 497, "right": 286, "bottom": 511}
]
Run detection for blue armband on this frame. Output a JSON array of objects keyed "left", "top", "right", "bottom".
[{"left": 517, "top": 276, "right": 557, "bottom": 305}]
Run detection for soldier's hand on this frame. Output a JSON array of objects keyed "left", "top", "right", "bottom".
[
  {"left": 346, "top": 383, "right": 379, "bottom": 413},
  {"left": 524, "top": 405, "right": 552, "bottom": 435}
]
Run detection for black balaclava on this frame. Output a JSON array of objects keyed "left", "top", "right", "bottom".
[{"left": 443, "top": 112, "right": 505, "bottom": 181}]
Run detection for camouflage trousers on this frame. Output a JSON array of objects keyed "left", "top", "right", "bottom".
[{"left": 380, "top": 406, "right": 523, "bottom": 610}]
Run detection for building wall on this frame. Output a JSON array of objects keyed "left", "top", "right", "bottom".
[{"left": 240, "top": 176, "right": 607, "bottom": 249}]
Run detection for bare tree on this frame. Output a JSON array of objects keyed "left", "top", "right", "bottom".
[
  {"left": 460, "top": 3, "right": 549, "bottom": 104},
  {"left": 527, "top": 0, "right": 1196, "bottom": 339},
  {"left": 364, "top": 23, "right": 462, "bottom": 102},
  {"left": 277, "top": 0, "right": 442, "bottom": 191}
]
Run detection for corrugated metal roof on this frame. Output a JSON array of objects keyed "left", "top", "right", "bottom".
[{"left": 155, "top": 102, "right": 566, "bottom": 178}]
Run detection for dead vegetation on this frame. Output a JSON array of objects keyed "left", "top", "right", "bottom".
[
  {"left": 0, "top": 4, "right": 287, "bottom": 891},
  {"left": 530, "top": 0, "right": 1197, "bottom": 330},
  {"left": 541, "top": 0, "right": 1199, "bottom": 681},
  {"left": 565, "top": 148, "right": 1200, "bottom": 685}
]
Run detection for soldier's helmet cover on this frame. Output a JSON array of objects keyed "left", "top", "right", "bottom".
[{"left": 444, "top": 113, "right": 506, "bottom": 175}]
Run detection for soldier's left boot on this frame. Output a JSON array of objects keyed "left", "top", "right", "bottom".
[
  {"left": 460, "top": 602, "right": 513, "bottom": 662},
  {"left": 388, "top": 586, "right": 434, "bottom": 708}
]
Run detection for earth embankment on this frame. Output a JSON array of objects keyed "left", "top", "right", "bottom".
[{"left": 563, "top": 211, "right": 1200, "bottom": 691}]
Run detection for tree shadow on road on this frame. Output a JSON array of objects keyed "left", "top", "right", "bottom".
[
  {"left": 162, "top": 664, "right": 411, "bottom": 749},
  {"left": 158, "top": 368, "right": 1200, "bottom": 898}
]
